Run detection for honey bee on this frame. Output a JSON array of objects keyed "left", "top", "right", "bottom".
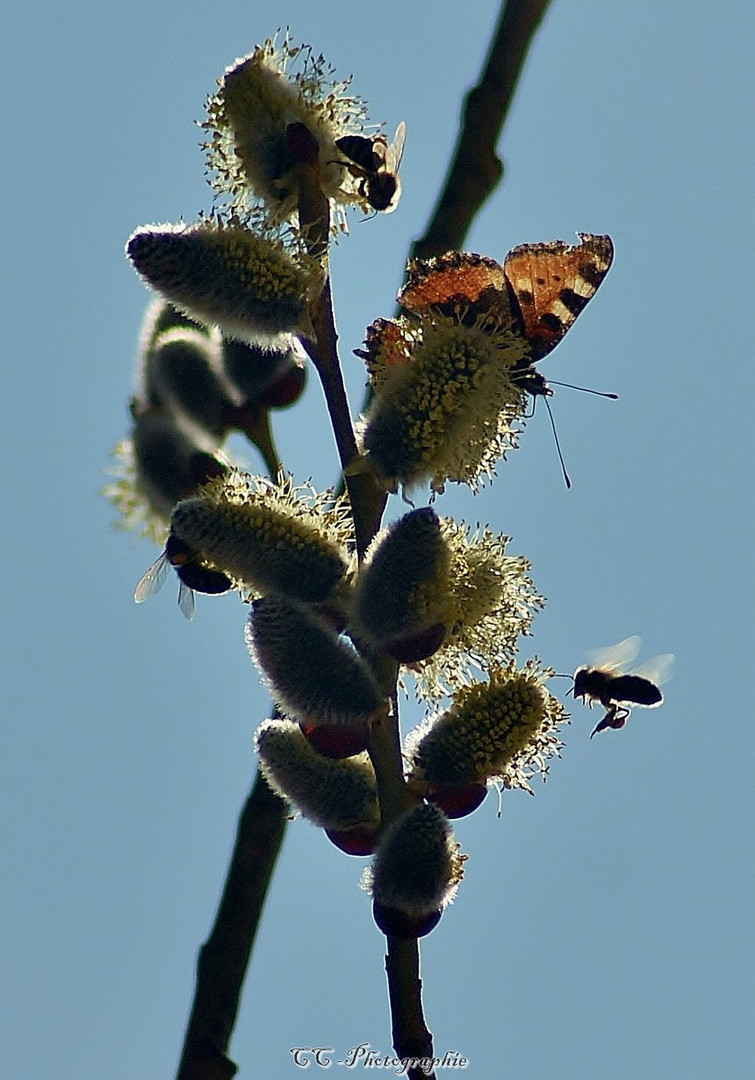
[
  {"left": 134, "top": 532, "right": 232, "bottom": 621},
  {"left": 572, "top": 636, "right": 673, "bottom": 737},
  {"left": 335, "top": 121, "right": 406, "bottom": 213}
]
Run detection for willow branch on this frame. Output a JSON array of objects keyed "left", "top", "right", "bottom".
[
  {"left": 173, "top": 5, "right": 553, "bottom": 1074},
  {"left": 173, "top": 378, "right": 291, "bottom": 1080},
  {"left": 291, "top": 145, "right": 439, "bottom": 1075},
  {"left": 379, "top": 1, "right": 553, "bottom": 1070},
  {"left": 296, "top": 140, "right": 388, "bottom": 557},
  {"left": 305, "top": 276, "right": 386, "bottom": 556},
  {"left": 175, "top": 771, "right": 287, "bottom": 1080},
  {"left": 386, "top": 939, "right": 435, "bottom": 1080}
]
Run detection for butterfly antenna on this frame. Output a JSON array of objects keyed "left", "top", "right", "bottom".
[
  {"left": 543, "top": 395, "right": 572, "bottom": 489},
  {"left": 547, "top": 379, "right": 618, "bottom": 399}
]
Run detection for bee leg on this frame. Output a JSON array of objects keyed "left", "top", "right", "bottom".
[{"left": 590, "top": 704, "right": 621, "bottom": 738}]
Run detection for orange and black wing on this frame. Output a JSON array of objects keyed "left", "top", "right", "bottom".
[{"left": 503, "top": 233, "right": 614, "bottom": 361}]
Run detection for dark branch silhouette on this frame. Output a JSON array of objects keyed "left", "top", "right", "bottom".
[
  {"left": 173, "top": 3, "right": 553, "bottom": 1077},
  {"left": 176, "top": 771, "right": 287, "bottom": 1080}
]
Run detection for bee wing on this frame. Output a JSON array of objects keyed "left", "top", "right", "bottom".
[
  {"left": 134, "top": 550, "right": 170, "bottom": 603},
  {"left": 385, "top": 121, "right": 406, "bottom": 173},
  {"left": 177, "top": 580, "right": 196, "bottom": 621},
  {"left": 630, "top": 653, "right": 674, "bottom": 688},
  {"left": 585, "top": 635, "right": 641, "bottom": 674}
]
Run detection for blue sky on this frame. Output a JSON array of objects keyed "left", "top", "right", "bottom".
[{"left": 3, "top": 2, "right": 754, "bottom": 1078}]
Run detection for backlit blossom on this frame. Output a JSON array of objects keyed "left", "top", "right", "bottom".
[
  {"left": 409, "top": 518, "right": 544, "bottom": 700},
  {"left": 104, "top": 414, "right": 228, "bottom": 541},
  {"left": 255, "top": 719, "right": 379, "bottom": 831},
  {"left": 170, "top": 470, "right": 355, "bottom": 604},
  {"left": 126, "top": 217, "right": 317, "bottom": 343},
  {"left": 203, "top": 34, "right": 378, "bottom": 230},
  {"left": 246, "top": 595, "right": 384, "bottom": 729},
  {"left": 358, "top": 314, "right": 528, "bottom": 493},
  {"left": 365, "top": 802, "right": 464, "bottom": 937},
  {"left": 406, "top": 661, "right": 567, "bottom": 795}
]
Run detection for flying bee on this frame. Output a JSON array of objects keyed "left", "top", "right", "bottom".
[
  {"left": 335, "top": 121, "right": 406, "bottom": 213},
  {"left": 572, "top": 636, "right": 674, "bottom": 738},
  {"left": 134, "top": 532, "right": 232, "bottom": 621}
]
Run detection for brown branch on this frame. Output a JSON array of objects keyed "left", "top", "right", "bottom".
[
  {"left": 295, "top": 137, "right": 389, "bottom": 558},
  {"left": 176, "top": 770, "right": 287, "bottom": 1080},
  {"left": 379, "top": 0, "right": 553, "bottom": 1069},
  {"left": 386, "top": 938, "right": 435, "bottom": 1080},
  {"left": 411, "top": 0, "right": 553, "bottom": 261},
  {"left": 172, "top": 5, "right": 553, "bottom": 1076},
  {"left": 305, "top": 274, "right": 387, "bottom": 557},
  {"left": 239, "top": 406, "right": 281, "bottom": 481},
  {"left": 174, "top": 130, "right": 390, "bottom": 1080}
]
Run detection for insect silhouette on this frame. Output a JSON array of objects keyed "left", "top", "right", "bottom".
[
  {"left": 572, "top": 636, "right": 673, "bottom": 737},
  {"left": 134, "top": 532, "right": 232, "bottom": 621},
  {"left": 335, "top": 121, "right": 406, "bottom": 213}
]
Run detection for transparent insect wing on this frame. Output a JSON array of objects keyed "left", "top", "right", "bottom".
[
  {"left": 630, "top": 653, "right": 674, "bottom": 690},
  {"left": 584, "top": 635, "right": 641, "bottom": 675},
  {"left": 177, "top": 580, "right": 196, "bottom": 621},
  {"left": 134, "top": 550, "right": 171, "bottom": 604},
  {"left": 376, "top": 122, "right": 405, "bottom": 213},
  {"left": 385, "top": 121, "right": 406, "bottom": 174}
]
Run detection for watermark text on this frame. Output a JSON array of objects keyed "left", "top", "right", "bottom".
[{"left": 290, "top": 1042, "right": 468, "bottom": 1073}]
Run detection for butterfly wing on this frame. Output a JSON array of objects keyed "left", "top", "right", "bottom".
[
  {"left": 398, "top": 252, "right": 511, "bottom": 319},
  {"left": 503, "top": 233, "right": 614, "bottom": 362}
]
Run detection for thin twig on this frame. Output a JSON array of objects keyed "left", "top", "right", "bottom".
[
  {"left": 304, "top": 274, "right": 386, "bottom": 557},
  {"left": 240, "top": 407, "right": 281, "bottom": 481},
  {"left": 296, "top": 148, "right": 388, "bottom": 558},
  {"left": 175, "top": 771, "right": 287, "bottom": 1080},
  {"left": 385, "top": 940, "right": 434, "bottom": 1080}
]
